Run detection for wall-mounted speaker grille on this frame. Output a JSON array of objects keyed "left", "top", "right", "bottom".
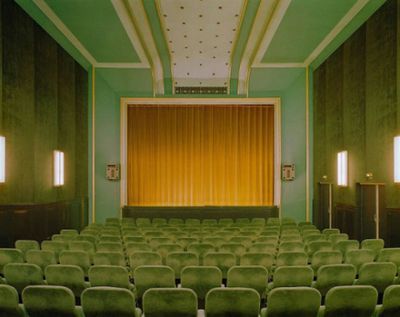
[{"left": 175, "top": 86, "right": 228, "bottom": 95}]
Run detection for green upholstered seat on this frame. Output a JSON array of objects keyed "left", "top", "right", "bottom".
[
  {"left": 229, "top": 237, "right": 253, "bottom": 249},
  {"left": 149, "top": 237, "right": 173, "bottom": 249},
  {"left": 177, "top": 238, "right": 198, "bottom": 250},
  {"left": 311, "top": 250, "right": 342, "bottom": 274},
  {"left": 143, "top": 288, "right": 197, "bottom": 317},
  {"left": 187, "top": 243, "right": 215, "bottom": 264},
  {"left": 134, "top": 265, "right": 176, "bottom": 299},
  {"left": 14, "top": 240, "right": 39, "bottom": 259},
  {"left": 203, "top": 237, "right": 225, "bottom": 248},
  {"left": 281, "top": 217, "right": 296, "bottom": 225},
  {"left": 105, "top": 217, "right": 120, "bottom": 224},
  {"left": 261, "top": 287, "right": 321, "bottom": 317},
  {"left": 220, "top": 243, "right": 247, "bottom": 262},
  {"left": 52, "top": 234, "right": 75, "bottom": 243},
  {"left": 60, "top": 229, "right": 79, "bottom": 237},
  {"left": 124, "top": 236, "right": 145, "bottom": 245},
  {"left": 100, "top": 228, "right": 120, "bottom": 236},
  {"left": 121, "top": 217, "right": 135, "bottom": 224},
  {"left": 307, "top": 241, "right": 333, "bottom": 257},
  {"left": 227, "top": 265, "right": 268, "bottom": 298},
  {"left": 68, "top": 241, "right": 95, "bottom": 263},
  {"left": 240, "top": 252, "right": 274, "bottom": 271},
  {"left": 304, "top": 234, "right": 325, "bottom": 244},
  {"left": 98, "top": 235, "right": 121, "bottom": 243},
  {"left": 203, "top": 219, "right": 218, "bottom": 226},
  {"left": 268, "top": 266, "right": 313, "bottom": 290},
  {"left": 73, "top": 234, "right": 97, "bottom": 245},
  {"left": 166, "top": 252, "right": 199, "bottom": 279},
  {"left": 169, "top": 218, "right": 185, "bottom": 226},
  {"left": 4, "top": 263, "right": 44, "bottom": 293},
  {"left": 186, "top": 218, "right": 201, "bottom": 226},
  {"left": 334, "top": 240, "right": 359, "bottom": 256},
  {"left": 298, "top": 222, "right": 313, "bottom": 227},
  {"left": 376, "top": 285, "right": 400, "bottom": 317},
  {"left": 328, "top": 233, "right": 349, "bottom": 245},
  {"left": 219, "top": 218, "right": 234, "bottom": 226},
  {"left": 280, "top": 229, "right": 301, "bottom": 236},
  {"left": 45, "top": 264, "right": 89, "bottom": 297},
  {"left": 259, "top": 231, "right": 279, "bottom": 238},
  {"left": 88, "top": 265, "right": 134, "bottom": 290},
  {"left": 361, "top": 239, "right": 384, "bottom": 257},
  {"left": 82, "top": 286, "right": 141, "bottom": 317},
  {"left": 157, "top": 243, "right": 183, "bottom": 263},
  {"left": 300, "top": 225, "right": 318, "bottom": 233},
  {"left": 93, "top": 251, "right": 126, "bottom": 266},
  {"left": 321, "top": 285, "right": 378, "bottom": 317},
  {"left": 276, "top": 251, "right": 308, "bottom": 267},
  {"left": 279, "top": 241, "right": 305, "bottom": 252},
  {"left": 267, "top": 218, "right": 280, "bottom": 226},
  {"left": 129, "top": 251, "right": 162, "bottom": 273},
  {"left": 22, "top": 285, "right": 81, "bottom": 317},
  {"left": 235, "top": 218, "right": 250, "bottom": 225},
  {"left": 0, "top": 285, "right": 26, "bottom": 317},
  {"left": 223, "top": 227, "right": 241, "bottom": 234},
  {"left": 59, "top": 250, "right": 91, "bottom": 276},
  {"left": 126, "top": 242, "right": 152, "bottom": 255},
  {"left": 152, "top": 218, "right": 167, "bottom": 226},
  {"left": 181, "top": 266, "right": 222, "bottom": 302},
  {"left": 322, "top": 228, "right": 340, "bottom": 236},
  {"left": 41, "top": 241, "right": 68, "bottom": 262},
  {"left": 249, "top": 243, "right": 277, "bottom": 254},
  {"left": 205, "top": 287, "right": 260, "bottom": 317},
  {"left": 0, "top": 249, "right": 24, "bottom": 274},
  {"left": 312, "top": 264, "right": 356, "bottom": 296},
  {"left": 96, "top": 242, "right": 123, "bottom": 253},
  {"left": 189, "top": 232, "right": 203, "bottom": 240},
  {"left": 355, "top": 262, "right": 396, "bottom": 293},
  {"left": 144, "top": 231, "right": 165, "bottom": 239},
  {"left": 203, "top": 252, "right": 236, "bottom": 279},
  {"left": 377, "top": 248, "right": 400, "bottom": 268},
  {"left": 344, "top": 249, "right": 376, "bottom": 274},
  {"left": 136, "top": 218, "right": 151, "bottom": 227},
  {"left": 25, "top": 250, "right": 57, "bottom": 272},
  {"left": 251, "top": 218, "right": 266, "bottom": 226}
]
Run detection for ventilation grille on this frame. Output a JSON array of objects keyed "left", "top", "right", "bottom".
[{"left": 175, "top": 86, "right": 228, "bottom": 95}]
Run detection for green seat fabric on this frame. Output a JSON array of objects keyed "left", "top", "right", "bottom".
[
  {"left": 279, "top": 242, "right": 305, "bottom": 252},
  {"left": 377, "top": 248, "right": 400, "bottom": 267},
  {"left": 355, "top": 262, "right": 396, "bottom": 293},
  {"left": 68, "top": 241, "right": 95, "bottom": 259},
  {"left": 203, "top": 252, "right": 236, "bottom": 279},
  {"left": 269, "top": 266, "right": 313, "bottom": 290},
  {"left": 376, "top": 285, "right": 400, "bottom": 317},
  {"left": 88, "top": 265, "right": 134, "bottom": 290},
  {"left": 322, "top": 228, "right": 340, "bottom": 236},
  {"left": 61, "top": 229, "right": 79, "bottom": 237},
  {"left": 279, "top": 235, "right": 302, "bottom": 243},
  {"left": 4, "top": 263, "right": 44, "bottom": 293},
  {"left": 251, "top": 218, "right": 266, "bottom": 226},
  {"left": 307, "top": 241, "right": 333, "bottom": 257},
  {"left": 203, "top": 219, "right": 218, "bottom": 226},
  {"left": 334, "top": 240, "right": 360, "bottom": 256},
  {"left": 178, "top": 238, "right": 198, "bottom": 249},
  {"left": 152, "top": 218, "right": 167, "bottom": 226},
  {"left": 186, "top": 218, "right": 201, "bottom": 226},
  {"left": 322, "top": 285, "right": 378, "bottom": 317},
  {"left": 181, "top": 266, "right": 222, "bottom": 301},
  {"left": 227, "top": 265, "right": 268, "bottom": 298},
  {"left": 219, "top": 218, "right": 234, "bottom": 226},
  {"left": 203, "top": 237, "right": 225, "bottom": 248},
  {"left": 82, "top": 287, "right": 141, "bottom": 317},
  {"left": 0, "top": 285, "right": 26, "bottom": 317},
  {"left": 143, "top": 288, "right": 197, "bottom": 317},
  {"left": 41, "top": 241, "right": 68, "bottom": 262},
  {"left": 361, "top": 239, "right": 384, "bottom": 257},
  {"left": 45, "top": 265, "right": 89, "bottom": 297},
  {"left": 96, "top": 242, "right": 123, "bottom": 253},
  {"left": 329, "top": 233, "right": 349, "bottom": 245},
  {"left": 205, "top": 287, "right": 260, "bottom": 317},
  {"left": 126, "top": 242, "right": 152, "bottom": 255},
  {"left": 276, "top": 251, "right": 308, "bottom": 267},
  {"left": 136, "top": 218, "right": 151, "bottom": 227},
  {"left": 261, "top": 287, "right": 321, "bottom": 317},
  {"left": 344, "top": 249, "right": 375, "bottom": 274},
  {"left": 22, "top": 285, "right": 81, "bottom": 317},
  {"left": 169, "top": 218, "right": 185, "bottom": 226},
  {"left": 105, "top": 217, "right": 120, "bottom": 224},
  {"left": 129, "top": 252, "right": 162, "bottom": 273},
  {"left": 311, "top": 250, "right": 342, "bottom": 274},
  {"left": 157, "top": 244, "right": 183, "bottom": 263},
  {"left": 187, "top": 243, "right": 215, "bottom": 264},
  {"left": 0, "top": 249, "right": 24, "bottom": 274},
  {"left": 25, "top": 250, "right": 57, "bottom": 272},
  {"left": 59, "top": 250, "right": 91, "bottom": 276},
  {"left": 313, "top": 264, "right": 356, "bottom": 296},
  {"left": 249, "top": 243, "right": 277, "bottom": 253},
  {"left": 134, "top": 265, "right": 176, "bottom": 299},
  {"left": 240, "top": 253, "right": 274, "bottom": 271},
  {"left": 220, "top": 243, "right": 247, "bottom": 261},
  {"left": 74, "top": 235, "right": 97, "bottom": 245},
  {"left": 229, "top": 237, "right": 253, "bottom": 249},
  {"left": 166, "top": 252, "right": 199, "bottom": 278},
  {"left": 149, "top": 238, "right": 173, "bottom": 249},
  {"left": 99, "top": 235, "right": 121, "bottom": 243},
  {"left": 14, "top": 240, "right": 40, "bottom": 259},
  {"left": 93, "top": 251, "right": 126, "bottom": 266}
]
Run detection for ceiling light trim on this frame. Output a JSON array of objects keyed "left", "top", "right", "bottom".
[
  {"left": 252, "top": 62, "right": 306, "bottom": 68},
  {"left": 96, "top": 63, "right": 150, "bottom": 69}
]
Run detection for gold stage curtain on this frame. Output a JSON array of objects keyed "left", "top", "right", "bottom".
[{"left": 127, "top": 104, "right": 274, "bottom": 206}]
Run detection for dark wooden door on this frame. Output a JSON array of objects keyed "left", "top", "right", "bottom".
[{"left": 314, "top": 183, "right": 331, "bottom": 230}]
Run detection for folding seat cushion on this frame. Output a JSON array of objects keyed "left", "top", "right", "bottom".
[
  {"left": 129, "top": 252, "right": 162, "bottom": 273},
  {"left": 334, "top": 240, "right": 359, "bottom": 256},
  {"left": 249, "top": 243, "right": 277, "bottom": 254},
  {"left": 203, "top": 237, "right": 225, "bottom": 248},
  {"left": 126, "top": 242, "right": 152, "bottom": 255},
  {"left": 344, "top": 249, "right": 375, "bottom": 274},
  {"left": 375, "top": 285, "right": 400, "bottom": 317},
  {"left": 22, "top": 285, "right": 81, "bottom": 317},
  {"left": 41, "top": 241, "right": 68, "bottom": 261},
  {"left": 362, "top": 239, "right": 384, "bottom": 257},
  {"left": 177, "top": 238, "right": 198, "bottom": 250},
  {"left": 14, "top": 240, "right": 39, "bottom": 259},
  {"left": 143, "top": 288, "right": 197, "bottom": 317},
  {"left": 25, "top": 250, "right": 56, "bottom": 272},
  {"left": 268, "top": 266, "right": 313, "bottom": 291},
  {"left": 60, "top": 229, "right": 79, "bottom": 237},
  {"left": 276, "top": 251, "right": 308, "bottom": 267},
  {"left": 240, "top": 253, "right": 274, "bottom": 271},
  {"left": 321, "top": 285, "right": 378, "bottom": 317},
  {"left": 355, "top": 262, "right": 397, "bottom": 294},
  {"left": 329, "top": 233, "right": 349, "bottom": 245},
  {"left": 235, "top": 218, "right": 250, "bottom": 225},
  {"left": 157, "top": 243, "right": 183, "bottom": 263},
  {"left": 0, "top": 284, "right": 26, "bottom": 317},
  {"left": 93, "top": 251, "right": 126, "bottom": 266},
  {"left": 322, "top": 228, "right": 340, "bottom": 236},
  {"left": 312, "top": 264, "right": 356, "bottom": 296},
  {"left": 250, "top": 218, "right": 266, "bottom": 226},
  {"left": 219, "top": 218, "right": 234, "bottom": 226},
  {"left": 59, "top": 250, "right": 91, "bottom": 276},
  {"left": 377, "top": 248, "right": 400, "bottom": 268},
  {"left": 229, "top": 237, "right": 253, "bottom": 249},
  {"left": 136, "top": 218, "right": 151, "bottom": 227},
  {"left": 260, "top": 287, "right": 321, "bottom": 317},
  {"left": 149, "top": 237, "right": 172, "bottom": 249},
  {"left": 4, "top": 263, "right": 44, "bottom": 293},
  {"left": 152, "top": 218, "right": 167, "bottom": 226},
  {"left": 203, "top": 252, "right": 236, "bottom": 279},
  {"left": 74, "top": 234, "right": 97, "bottom": 245},
  {"left": 0, "top": 249, "right": 24, "bottom": 274},
  {"left": 166, "top": 252, "right": 199, "bottom": 279},
  {"left": 88, "top": 265, "right": 134, "bottom": 291},
  {"left": 45, "top": 264, "right": 89, "bottom": 297},
  {"left": 134, "top": 265, "right": 176, "bottom": 299},
  {"left": 185, "top": 218, "right": 201, "bottom": 226},
  {"left": 279, "top": 241, "right": 305, "bottom": 252},
  {"left": 307, "top": 241, "right": 333, "bottom": 257},
  {"left": 267, "top": 217, "right": 280, "bottom": 226},
  {"left": 227, "top": 265, "right": 268, "bottom": 298},
  {"left": 311, "top": 251, "right": 342, "bottom": 274},
  {"left": 220, "top": 243, "right": 247, "bottom": 262},
  {"left": 206, "top": 287, "right": 260, "bottom": 317},
  {"left": 96, "top": 242, "right": 123, "bottom": 253},
  {"left": 181, "top": 266, "right": 222, "bottom": 302},
  {"left": 187, "top": 243, "right": 215, "bottom": 264}
]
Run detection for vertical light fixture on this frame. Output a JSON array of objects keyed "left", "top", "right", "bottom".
[
  {"left": 0, "top": 136, "right": 5, "bottom": 183},
  {"left": 54, "top": 150, "right": 64, "bottom": 186},
  {"left": 337, "top": 151, "right": 348, "bottom": 186},
  {"left": 394, "top": 136, "right": 400, "bottom": 183}
]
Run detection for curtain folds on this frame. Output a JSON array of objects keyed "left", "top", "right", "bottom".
[{"left": 127, "top": 104, "right": 274, "bottom": 206}]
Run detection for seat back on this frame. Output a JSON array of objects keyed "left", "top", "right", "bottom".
[
  {"left": 279, "top": 242, "right": 305, "bottom": 252},
  {"left": 272, "top": 266, "right": 313, "bottom": 288},
  {"left": 4, "top": 263, "right": 44, "bottom": 293},
  {"left": 0, "top": 249, "right": 24, "bottom": 274},
  {"left": 377, "top": 248, "right": 400, "bottom": 267},
  {"left": 25, "top": 250, "right": 57, "bottom": 272},
  {"left": 329, "top": 233, "right": 349, "bottom": 244},
  {"left": 311, "top": 250, "right": 342, "bottom": 273},
  {"left": 157, "top": 243, "right": 182, "bottom": 262},
  {"left": 324, "top": 285, "right": 378, "bottom": 317},
  {"left": 82, "top": 286, "right": 138, "bottom": 317},
  {"left": 356, "top": 262, "right": 396, "bottom": 293},
  {"left": 166, "top": 252, "right": 199, "bottom": 278},
  {"left": 129, "top": 252, "right": 162, "bottom": 272},
  {"left": 227, "top": 266, "right": 268, "bottom": 297},
  {"left": 125, "top": 242, "right": 152, "bottom": 255},
  {"left": 96, "top": 242, "right": 123, "bottom": 252},
  {"left": 314, "top": 264, "right": 356, "bottom": 296},
  {"left": 187, "top": 243, "right": 215, "bottom": 264},
  {"left": 203, "top": 252, "right": 236, "bottom": 279},
  {"left": 45, "top": 264, "right": 87, "bottom": 297},
  {"left": 15, "top": 240, "right": 40, "bottom": 259},
  {"left": 220, "top": 243, "right": 247, "bottom": 259},
  {"left": 307, "top": 241, "right": 333, "bottom": 256},
  {"left": 322, "top": 228, "right": 340, "bottom": 236},
  {"left": 134, "top": 265, "right": 176, "bottom": 298},
  {"left": 143, "top": 288, "right": 197, "bottom": 317},
  {"left": 205, "top": 287, "right": 260, "bottom": 317},
  {"left": 59, "top": 250, "right": 90, "bottom": 275},
  {"left": 0, "top": 284, "right": 26, "bottom": 317},
  {"left": 89, "top": 265, "right": 131, "bottom": 289},
  {"left": 276, "top": 251, "right": 308, "bottom": 267},
  {"left": 249, "top": 243, "right": 277, "bottom": 253},
  {"left": 136, "top": 218, "right": 151, "bottom": 227},
  {"left": 93, "top": 251, "right": 125, "bottom": 266},
  {"left": 68, "top": 241, "right": 95, "bottom": 255},
  {"left": 181, "top": 266, "right": 222, "bottom": 300},
  {"left": 361, "top": 239, "right": 384, "bottom": 256},
  {"left": 379, "top": 285, "right": 400, "bottom": 317},
  {"left": 344, "top": 249, "right": 375, "bottom": 273},
  {"left": 240, "top": 253, "right": 274, "bottom": 270},
  {"left": 334, "top": 240, "right": 359, "bottom": 256}
]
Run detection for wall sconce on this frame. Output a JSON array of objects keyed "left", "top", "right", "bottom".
[
  {"left": 365, "top": 172, "right": 373, "bottom": 181},
  {"left": 0, "top": 136, "right": 5, "bottom": 183},
  {"left": 321, "top": 175, "right": 328, "bottom": 181},
  {"left": 53, "top": 150, "right": 64, "bottom": 186},
  {"left": 395, "top": 136, "right": 400, "bottom": 183},
  {"left": 337, "top": 151, "right": 348, "bottom": 186}
]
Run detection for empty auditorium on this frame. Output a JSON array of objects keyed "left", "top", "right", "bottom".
[{"left": 0, "top": 0, "right": 399, "bottom": 316}]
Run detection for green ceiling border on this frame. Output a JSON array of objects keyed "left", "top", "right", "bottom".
[
  {"left": 15, "top": 0, "right": 90, "bottom": 70},
  {"left": 142, "top": 0, "right": 173, "bottom": 95},
  {"left": 230, "top": 0, "right": 261, "bottom": 96}
]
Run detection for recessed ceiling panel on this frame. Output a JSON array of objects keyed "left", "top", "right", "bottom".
[{"left": 158, "top": 0, "right": 245, "bottom": 87}]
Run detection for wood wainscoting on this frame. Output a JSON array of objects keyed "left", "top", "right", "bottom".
[{"left": 333, "top": 204, "right": 359, "bottom": 240}]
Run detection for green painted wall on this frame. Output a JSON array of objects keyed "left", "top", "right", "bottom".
[
  {"left": 313, "top": 0, "right": 399, "bottom": 207},
  {"left": 0, "top": 0, "right": 88, "bottom": 204}
]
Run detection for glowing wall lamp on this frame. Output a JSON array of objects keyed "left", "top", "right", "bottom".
[
  {"left": 337, "top": 151, "right": 348, "bottom": 186},
  {"left": 54, "top": 150, "right": 64, "bottom": 186},
  {"left": 0, "top": 136, "right": 5, "bottom": 183},
  {"left": 394, "top": 136, "right": 400, "bottom": 183}
]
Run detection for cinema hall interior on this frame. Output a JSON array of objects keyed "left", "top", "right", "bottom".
[{"left": 0, "top": 0, "right": 400, "bottom": 316}]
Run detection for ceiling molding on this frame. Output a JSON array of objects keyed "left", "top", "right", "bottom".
[
  {"left": 96, "top": 63, "right": 150, "bottom": 69},
  {"left": 252, "top": 62, "right": 306, "bottom": 68},
  {"left": 303, "top": 0, "right": 370, "bottom": 66},
  {"left": 33, "top": 0, "right": 97, "bottom": 65},
  {"left": 237, "top": 0, "right": 278, "bottom": 95}
]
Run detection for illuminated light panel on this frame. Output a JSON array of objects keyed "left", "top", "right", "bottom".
[
  {"left": 394, "top": 136, "right": 400, "bottom": 183},
  {"left": 337, "top": 151, "right": 348, "bottom": 186},
  {"left": 0, "top": 136, "right": 5, "bottom": 183},
  {"left": 54, "top": 150, "right": 64, "bottom": 186}
]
